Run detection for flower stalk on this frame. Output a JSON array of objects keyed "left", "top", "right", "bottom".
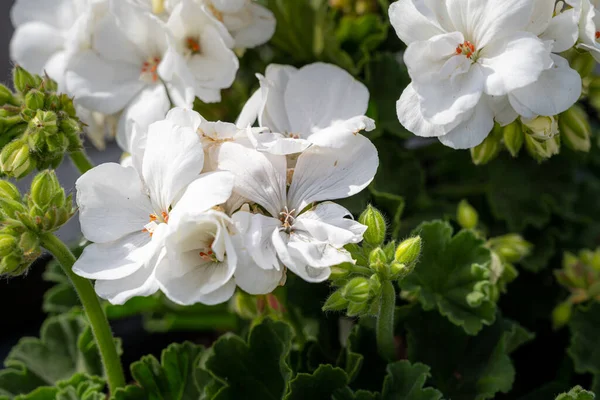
[
  {"left": 376, "top": 280, "right": 396, "bottom": 361},
  {"left": 69, "top": 150, "right": 94, "bottom": 174}
]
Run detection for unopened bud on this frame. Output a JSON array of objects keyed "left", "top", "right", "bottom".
[
  {"left": 30, "top": 170, "right": 62, "bottom": 211},
  {"left": 503, "top": 121, "right": 524, "bottom": 157},
  {"left": 560, "top": 105, "right": 591, "bottom": 152},
  {"left": 390, "top": 262, "right": 415, "bottom": 280},
  {"left": 342, "top": 277, "right": 371, "bottom": 303},
  {"left": 369, "top": 247, "right": 388, "bottom": 274},
  {"left": 232, "top": 291, "right": 259, "bottom": 319},
  {"left": 368, "top": 273, "right": 381, "bottom": 295},
  {"left": 471, "top": 124, "right": 501, "bottom": 165},
  {"left": 346, "top": 301, "right": 369, "bottom": 317},
  {"left": 552, "top": 301, "right": 572, "bottom": 329},
  {"left": 13, "top": 66, "right": 37, "bottom": 94},
  {"left": 24, "top": 89, "right": 45, "bottom": 111},
  {"left": 522, "top": 116, "right": 558, "bottom": 141},
  {"left": 0, "top": 84, "right": 17, "bottom": 106},
  {"left": 322, "top": 290, "right": 349, "bottom": 312},
  {"left": 487, "top": 234, "right": 532, "bottom": 263},
  {"left": 0, "top": 197, "right": 27, "bottom": 219},
  {"left": 0, "top": 140, "right": 34, "bottom": 179},
  {"left": 329, "top": 262, "right": 352, "bottom": 280},
  {"left": 524, "top": 133, "right": 560, "bottom": 162},
  {"left": 19, "top": 231, "right": 40, "bottom": 258},
  {"left": 28, "top": 110, "right": 58, "bottom": 136},
  {"left": 0, "top": 233, "right": 18, "bottom": 257},
  {"left": 359, "top": 205, "right": 386, "bottom": 246},
  {"left": 0, "top": 181, "right": 21, "bottom": 202},
  {"left": 394, "top": 236, "right": 421, "bottom": 265},
  {"left": 0, "top": 254, "right": 23, "bottom": 276},
  {"left": 457, "top": 199, "right": 478, "bottom": 229}
]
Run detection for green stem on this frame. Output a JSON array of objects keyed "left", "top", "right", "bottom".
[
  {"left": 376, "top": 280, "right": 396, "bottom": 362},
  {"left": 39, "top": 233, "right": 126, "bottom": 392},
  {"left": 69, "top": 150, "right": 94, "bottom": 174}
]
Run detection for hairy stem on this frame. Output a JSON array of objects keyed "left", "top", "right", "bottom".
[
  {"left": 376, "top": 280, "right": 397, "bottom": 362},
  {"left": 40, "top": 233, "right": 126, "bottom": 391},
  {"left": 69, "top": 150, "right": 94, "bottom": 174}
]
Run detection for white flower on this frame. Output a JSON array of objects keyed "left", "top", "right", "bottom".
[
  {"left": 10, "top": 0, "right": 102, "bottom": 90},
  {"left": 217, "top": 135, "right": 377, "bottom": 284},
  {"left": 391, "top": 0, "right": 554, "bottom": 149},
  {"left": 72, "top": 113, "right": 230, "bottom": 304},
  {"left": 570, "top": 0, "right": 600, "bottom": 60},
  {"left": 238, "top": 63, "right": 375, "bottom": 155},
  {"left": 166, "top": 0, "right": 239, "bottom": 103}
]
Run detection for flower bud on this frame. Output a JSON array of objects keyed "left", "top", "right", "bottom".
[
  {"left": 390, "top": 262, "right": 415, "bottom": 280},
  {"left": 368, "top": 273, "right": 381, "bottom": 295},
  {"left": 470, "top": 125, "right": 501, "bottom": 165},
  {"left": 13, "top": 66, "right": 38, "bottom": 94},
  {"left": 457, "top": 199, "right": 478, "bottom": 229},
  {"left": 329, "top": 262, "right": 352, "bottom": 281},
  {"left": 322, "top": 290, "right": 349, "bottom": 312},
  {"left": 0, "top": 181, "right": 21, "bottom": 202},
  {"left": 487, "top": 234, "right": 532, "bottom": 263},
  {"left": 24, "top": 89, "right": 45, "bottom": 111},
  {"left": 369, "top": 247, "right": 388, "bottom": 274},
  {"left": 41, "top": 74, "right": 58, "bottom": 93},
  {"left": 522, "top": 116, "right": 558, "bottom": 141},
  {"left": 394, "top": 236, "right": 421, "bottom": 265},
  {"left": 0, "top": 197, "right": 28, "bottom": 219},
  {"left": 359, "top": 205, "right": 386, "bottom": 246},
  {"left": 560, "top": 105, "right": 591, "bottom": 152},
  {"left": 19, "top": 231, "right": 40, "bottom": 259},
  {"left": 0, "top": 139, "right": 34, "bottom": 179},
  {"left": 341, "top": 277, "right": 371, "bottom": 303},
  {"left": 0, "top": 233, "right": 18, "bottom": 257},
  {"left": 232, "top": 291, "right": 260, "bottom": 319},
  {"left": 346, "top": 301, "right": 369, "bottom": 317},
  {"left": 503, "top": 121, "right": 524, "bottom": 157},
  {"left": 0, "top": 84, "right": 17, "bottom": 106},
  {"left": 524, "top": 133, "right": 560, "bottom": 162},
  {"left": 552, "top": 301, "right": 572, "bottom": 329},
  {"left": 28, "top": 110, "right": 59, "bottom": 137},
  {"left": 0, "top": 254, "right": 24, "bottom": 276},
  {"left": 30, "top": 170, "right": 62, "bottom": 211}
]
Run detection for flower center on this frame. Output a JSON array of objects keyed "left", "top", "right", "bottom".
[
  {"left": 186, "top": 37, "right": 201, "bottom": 55},
  {"left": 456, "top": 41, "right": 476, "bottom": 59},
  {"left": 142, "top": 211, "right": 169, "bottom": 237},
  {"left": 140, "top": 56, "right": 161, "bottom": 83},
  {"left": 596, "top": 31, "right": 600, "bottom": 40},
  {"left": 279, "top": 206, "right": 296, "bottom": 234},
  {"left": 199, "top": 249, "right": 218, "bottom": 262}
]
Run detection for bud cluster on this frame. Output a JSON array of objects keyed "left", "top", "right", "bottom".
[
  {"left": 470, "top": 105, "right": 591, "bottom": 165},
  {"left": 0, "top": 67, "right": 84, "bottom": 179},
  {"left": 323, "top": 205, "right": 421, "bottom": 317},
  {"left": 553, "top": 248, "right": 600, "bottom": 328}
]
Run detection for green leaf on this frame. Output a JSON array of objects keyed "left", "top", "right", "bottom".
[
  {"left": 568, "top": 303, "right": 600, "bottom": 375},
  {"left": 202, "top": 318, "right": 294, "bottom": 399},
  {"left": 406, "top": 311, "right": 528, "bottom": 400},
  {"left": 11, "top": 374, "right": 106, "bottom": 400},
  {"left": 42, "top": 284, "right": 79, "bottom": 314},
  {"left": 555, "top": 386, "right": 596, "bottom": 400},
  {"left": 400, "top": 220, "right": 495, "bottom": 335},
  {"left": 0, "top": 314, "right": 105, "bottom": 398},
  {"left": 113, "top": 342, "right": 205, "bottom": 400},
  {"left": 284, "top": 365, "right": 349, "bottom": 400},
  {"left": 381, "top": 361, "right": 443, "bottom": 400}
]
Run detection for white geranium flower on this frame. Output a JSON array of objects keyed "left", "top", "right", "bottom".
[
  {"left": 10, "top": 0, "right": 102, "bottom": 90},
  {"left": 217, "top": 136, "right": 377, "bottom": 284},
  {"left": 238, "top": 63, "right": 375, "bottom": 155},
  {"left": 73, "top": 115, "right": 220, "bottom": 304},
  {"left": 570, "top": 0, "right": 600, "bottom": 60},
  {"left": 391, "top": 0, "right": 554, "bottom": 149},
  {"left": 166, "top": 0, "right": 239, "bottom": 103},
  {"left": 66, "top": 0, "right": 194, "bottom": 117}
]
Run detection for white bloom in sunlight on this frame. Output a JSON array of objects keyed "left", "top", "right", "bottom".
[
  {"left": 166, "top": 0, "right": 239, "bottom": 103},
  {"left": 9, "top": 0, "right": 101, "bottom": 90},
  {"left": 217, "top": 136, "right": 377, "bottom": 285},
  {"left": 73, "top": 117, "right": 212, "bottom": 304},
  {"left": 238, "top": 63, "right": 375, "bottom": 155},
  {"left": 391, "top": 0, "right": 554, "bottom": 149},
  {"left": 66, "top": 0, "right": 194, "bottom": 119},
  {"left": 204, "top": 0, "right": 276, "bottom": 49},
  {"left": 571, "top": 0, "right": 600, "bottom": 61}
]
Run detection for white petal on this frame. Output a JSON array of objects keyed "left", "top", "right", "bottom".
[
  {"left": 76, "top": 163, "right": 153, "bottom": 243},
  {"left": 166, "top": 107, "right": 204, "bottom": 131},
  {"left": 293, "top": 202, "right": 366, "bottom": 247},
  {"left": 542, "top": 9, "right": 580, "bottom": 52},
  {"left": 488, "top": 95, "right": 518, "bottom": 126},
  {"left": 307, "top": 116, "right": 376, "bottom": 149},
  {"left": 480, "top": 32, "right": 553, "bottom": 96},
  {"left": 388, "top": 0, "right": 447, "bottom": 44},
  {"left": 258, "top": 64, "right": 299, "bottom": 133},
  {"left": 404, "top": 32, "right": 466, "bottom": 84},
  {"left": 10, "top": 22, "right": 64, "bottom": 75},
  {"left": 240, "top": 212, "right": 282, "bottom": 271},
  {"left": 217, "top": 142, "right": 286, "bottom": 216},
  {"left": 288, "top": 134, "right": 378, "bottom": 212},
  {"left": 169, "top": 171, "right": 235, "bottom": 219},
  {"left": 509, "top": 55, "right": 581, "bottom": 118},
  {"left": 11, "top": 0, "right": 79, "bottom": 28},
  {"left": 526, "top": 0, "right": 554, "bottom": 36},
  {"left": 66, "top": 50, "right": 144, "bottom": 114},
  {"left": 159, "top": 45, "right": 197, "bottom": 107},
  {"left": 227, "top": 3, "right": 276, "bottom": 49},
  {"left": 288, "top": 234, "right": 354, "bottom": 269},
  {"left": 91, "top": 13, "right": 145, "bottom": 65},
  {"left": 142, "top": 120, "right": 205, "bottom": 211},
  {"left": 438, "top": 97, "right": 494, "bottom": 149},
  {"left": 212, "top": 0, "right": 246, "bottom": 12},
  {"left": 233, "top": 234, "right": 282, "bottom": 294},
  {"left": 73, "top": 232, "right": 153, "bottom": 280},
  {"left": 116, "top": 84, "right": 170, "bottom": 153},
  {"left": 397, "top": 83, "right": 458, "bottom": 137},
  {"left": 192, "top": 279, "right": 237, "bottom": 305},
  {"left": 236, "top": 89, "right": 262, "bottom": 128},
  {"left": 284, "top": 63, "right": 370, "bottom": 135}
]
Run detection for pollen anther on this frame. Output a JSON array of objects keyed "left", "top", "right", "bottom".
[{"left": 456, "top": 41, "right": 476, "bottom": 59}]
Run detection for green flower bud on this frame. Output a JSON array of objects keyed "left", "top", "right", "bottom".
[
  {"left": 0, "top": 139, "right": 34, "bottom": 179},
  {"left": 322, "top": 290, "right": 349, "bottom": 312},
  {"left": 552, "top": 301, "right": 572, "bottom": 329},
  {"left": 30, "top": 170, "right": 62, "bottom": 212},
  {"left": 13, "top": 66, "right": 38, "bottom": 94},
  {"left": 390, "top": 262, "right": 411, "bottom": 280},
  {"left": 0, "top": 84, "right": 17, "bottom": 106},
  {"left": 0, "top": 181, "right": 21, "bottom": 202},
  {"left": 0, "top": 254, "right": 24, "bottom": 276},
  {"left": 524, "top": 133, "right": 560, "bottom": 162},
  {"left": 368, "top": 273, "right": 381, "bottom": 295},
  {"left": 41, "top": 74, "right": 58, "bottom": 93},
  {"left": 232, "top": 291, "right": 260, "bottom": 320},
  {"left": 346, "top": 301, "right": 369, "bottom": 317},
  {"left": 19, "top": 231, "right": 40, "bottom": 259},
  {"left": 45, "top": 132, "right": 69, "bottom": 153},
  {"left": 44, "top": 93, "right": 60, "bottom": 110},
  {"left": 359, "top": 205, "right": 386, "bottom": 246},
  {"left": 560, "top": 105, "right": 591, "bottom": 152},
  {"left": 59, "top": 94, "right": 77, "bottom": 117},
  {"left": 522, "top": 116, "right": 558, "bottom": 141},
  {"left": 570, "top": 51, "right": 595, "bottom": 78},
  {"left": 470, "top": 124, "right": 501, "bottom": 165},
  {"left": 457, "top": 199, "right": 478, "bottom": 229},
  {"left": 0, "top": 233, "right": 18, "bottom": 257},
  {"left": 28, "top": 110, "right": 59, "bottom": 137},
  {"left": 383, "top": 240, "right": 396, "bottom": 260},
  {"left": 487, "top": 234, "right": 532, "bottom": 263},
  {"left": 0, "top": 197, "right": 28, "bottom": 219},
  {"left": 369, "top": 247, "right": 388, "bottom": 274},
  {"left": 503, "top": 121, "right": 524, "bottom": 157},
  {"left": 342, "top": 277, "right": 371, "bottom": 303},
  {"left": 394, "top": 236, "right": 421, "bottom": 265},
  {"left": 60, "top": 117, "right": 82, "bottom": 136},
  {"left": 24, "top": 89, "right": 45, "bottom": 110},
  {"left": 329, "top": 262, "right": 352, "bottom": 280}
]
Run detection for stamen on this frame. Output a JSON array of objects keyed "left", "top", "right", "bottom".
[
  {"left": 456, "top": 41, "right": 476, "bottom": 59},
  {"left": 140, "top": 56, "right": 161, "bottom": 83},
  {"left": 279, "top": 206, "right": 296, "bottom": 233},
  {"left": 186, "top": 37, "right": 201, "bottom": 54},
  {"left": 596, "top": 31, "right": 600, "bottom": 40}
]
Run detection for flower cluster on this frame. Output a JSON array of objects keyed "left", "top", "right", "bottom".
[
  {"left": 10, "top": 0, "right": 275, "bottom": 149},
  {"left": 391, "top": 0, "right": 585, "bottom": 149},
  {"left": 72, "top": 62, "right": 379, "bottom": 305}
]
